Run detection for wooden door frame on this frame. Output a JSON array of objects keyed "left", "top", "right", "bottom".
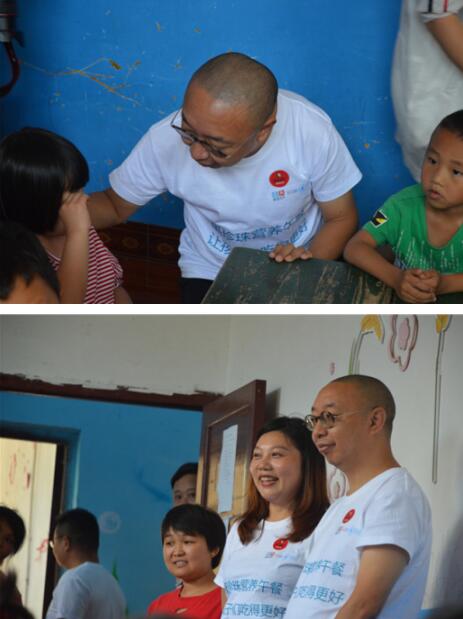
[
  {"left": 0, "top": 373, "right": 219, "bottom": 409},
  {"left": 198, "top": 379, "right": 266, "bottom": 521}
]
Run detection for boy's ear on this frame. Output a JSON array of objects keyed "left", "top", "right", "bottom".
[
  {"left": 62, "top": 535, "right": 72, "bottom": 552},
  {"left": 210, "top": 546, "right": 220, "bottom": 558}
]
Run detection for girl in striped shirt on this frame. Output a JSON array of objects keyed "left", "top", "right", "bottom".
[{"left": 0, "top": 128, "right": 130, "bottom": 303}]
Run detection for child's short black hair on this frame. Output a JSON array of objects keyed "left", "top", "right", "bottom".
[
  {"left": 170, "top": 462, "right": 198, "bottom": 488},
  {"left": 53, "top": 508, "right": 99, "bottom": 553},
  {"left": 0, "top": 506, "right": 26, "bottom": 554},
  {"left": 0, "top": 127, "right": 89, "bottom": 234},
  {"left": 436, "top": 109, "right": 463, "bottom": 140},
  {"left": 0, "top": 221, "right": 60, "bottom": 301},
  {"left": 161, "top": 504, "right": 226, "bottom": 569}
]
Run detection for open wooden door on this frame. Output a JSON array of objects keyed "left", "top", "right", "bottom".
[{"left": 197, "top": 380, "right": 266, "bottom": 528}]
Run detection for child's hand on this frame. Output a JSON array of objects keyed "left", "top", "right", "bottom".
[
  {"left": 60, "top": 191, "right": 91, "bottom": 236},
  {"left": 269, "top": 243, "right": 312, "bottom": 263},
  {"left": 418, "top": 269, "right": 440, "bottom": 293},
  {"left": 394, "top": 269, "right": 437, "bottom": 303}
]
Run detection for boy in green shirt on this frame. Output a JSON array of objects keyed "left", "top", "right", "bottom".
[{"left": 344, "top": 110, "right": 463, "bottom": 303}]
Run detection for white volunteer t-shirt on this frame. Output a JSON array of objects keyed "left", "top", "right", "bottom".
[
  {"left": 46, "top": 562, "right": 126, "bottom": 619},
  {"left": 109, "top": 89, "right": 362, "bottom": 279},
  {"left": 215, "top": 517, "right": 311, "bottom": 618},
  {"left": 284, "top": 468, "right": 432, "bottom": 619}
]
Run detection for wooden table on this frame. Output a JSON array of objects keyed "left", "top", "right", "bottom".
[{"left": 203, "top": 248, "right": 463, "bottom": 304}]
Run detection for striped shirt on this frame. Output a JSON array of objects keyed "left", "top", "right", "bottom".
[{"left": 46, "top": 226, "right": 123, "bottom": 303}]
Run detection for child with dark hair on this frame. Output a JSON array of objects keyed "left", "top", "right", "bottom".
[
  {"left": 170, "top": 463, "right": 198, "bottom": 506},
  {"left": 215, "top": 416, "right": 329, "bottom": 619},
  {"left": 0, "top": 221, "right": 60, "bottom": 303},
  {"left": 0, "top": 128, "right": 129, "bottom": 303},
  {"left": 0, "top": 507, "right": 26, "bottom": 607},
  {"left": 147, "top": 504, "right": 226, "bottom": 618},
  {"left": 344, "top": 109, "right": 463, "bottom": 303}
]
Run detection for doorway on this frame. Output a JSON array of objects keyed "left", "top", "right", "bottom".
[{"left": 0, "top": 436, "right": 66, "bottom": 619}]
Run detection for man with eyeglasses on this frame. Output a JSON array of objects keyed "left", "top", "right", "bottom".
[
  {"left": 46, "top": 508, "right": 125, "bottom": 619},
  {"left": 88, "top": 52, "right": 362, "bottom": 302},
  {"left": 285, "top": 374, "right": 431, "bottom": 619}
]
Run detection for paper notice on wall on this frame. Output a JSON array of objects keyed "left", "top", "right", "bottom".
[{"left": 217, "top": 424, "right": 238, "bottom": 514}]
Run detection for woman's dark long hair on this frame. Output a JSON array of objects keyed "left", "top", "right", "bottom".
[{"left": 238, "top": 416, "right": 329, "bottom": 544}]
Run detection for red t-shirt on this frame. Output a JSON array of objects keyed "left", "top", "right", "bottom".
[{"left": 147, "top": 585, "right": 222, "bottom": 618}]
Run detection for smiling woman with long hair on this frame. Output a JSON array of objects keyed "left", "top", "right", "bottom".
[{"left": 215, "top": 416, "right": 329, "bottom": 619}]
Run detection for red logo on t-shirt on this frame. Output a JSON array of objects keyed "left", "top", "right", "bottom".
[
  {"left": 342, "top": 509, "right": 356, "bottom": 523},
  {"left": 269, "top": 170, "right": 290, "bottom": 187},
  {"left": 273, "top": 538, "right": 289, "bottom": 550}
]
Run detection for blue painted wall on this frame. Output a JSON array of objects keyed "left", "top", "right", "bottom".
[
  {"left": 0, "top": 391, "right": 202, "bottom": 614},
  {"left": 1, "top": 0, "right": 413, "bottom": 228}
]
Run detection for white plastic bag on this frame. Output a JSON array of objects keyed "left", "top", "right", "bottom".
[{"left": 391, "top": 0, "right": 463, "bottom": 181}]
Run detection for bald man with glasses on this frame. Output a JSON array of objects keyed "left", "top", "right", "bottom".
[
  {"left": 88, "top": 52, "right": 362, "bottom": 302},
  {"left": 285, "top": 374, "right": 432, "bottom": 619}
]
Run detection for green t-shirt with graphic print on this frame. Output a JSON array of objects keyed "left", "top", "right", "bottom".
[{"left": 363, "top": 184, "right": 463, "bottom": 274}]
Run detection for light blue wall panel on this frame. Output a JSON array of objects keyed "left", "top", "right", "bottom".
[{"left": 0, "top": 391, "right": 202, "bottom": 614}]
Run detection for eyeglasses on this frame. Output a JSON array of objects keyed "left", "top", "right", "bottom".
[
  {"left": 304, "top": 410, "right": 363, "bottom": 431},
  {"left": 170, "top": 109, "right": 267, "bottom": 160},
  {"left": 48, "top": 535, "right": 63, "bottom": 550}
]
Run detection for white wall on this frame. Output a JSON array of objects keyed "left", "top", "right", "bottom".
[
  {"left": 1, "top": 314, "right": 462, "bottom": 609},
  {"left": 0, "top": 316, "right": 231, "bottom": 395}
]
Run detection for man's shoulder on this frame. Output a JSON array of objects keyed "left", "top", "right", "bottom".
[
  {"left": 366, "top": 468, "right": 430, "bottom": 513},
  {"left": 278, "top": 89, "right": 332, "bottom": 128},
  {"left": 130, "top": 110, "right": 178, "bottom": 153},
  {"left": 68, "top": 562, "right": 117, "bottom": 584}
]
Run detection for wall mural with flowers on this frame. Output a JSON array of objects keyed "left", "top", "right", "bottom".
[{"left": 328, "top": 314, "right": 452, "bottom": 501}]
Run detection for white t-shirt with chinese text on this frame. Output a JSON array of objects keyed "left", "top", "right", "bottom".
[
  {"left": 215, "top": 517, "right": 312, "bottom": 619},
  {"left": 284, "top": 467, "right": 432, "bottom": 619},
  {"left": 109, "top": 90, "right": 362, "bottom": 279}
]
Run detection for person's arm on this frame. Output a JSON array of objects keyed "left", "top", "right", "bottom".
[
  {"left": 221, "top": 588, "right": 227, "bottom": 610},
  {"left": 344, "top": 230, "right": 438, "bottom": 302},
  {"left": 308, "top": 190, "right": 358, "bottom": 259},
  {"left": 335, "top": 545, "right": 408, "bottom": 619},
  {"left": 269, "top": 190, "right": 358, "bottom": 262},
  {"left": 114, "top": 286, "right": 132, "bottom": 303},
  {"left": 426, "top": 13, "right": 463, "bottom": 71},
  {"left": 57, "top": 192, "right": 91, "bottom": 304},
  {"left": 87, "top": 188, "right": 139, "bottom": 230},
  {"left": 437, "top": 272, "right": 463, "bottom": 294}
]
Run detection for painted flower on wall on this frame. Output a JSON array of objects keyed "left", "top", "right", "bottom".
[
  {"left": 432, "top": 315, "right": 452, "bottom": 484},
  {"left": 387, "top": 315, "right": 418, "bottom": 372},
  {"left": 348, "top": 315, "right": 385, "bottom": 374},
  {"left": 436, "top": 314, "right": 451, "bottom": 335}
]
